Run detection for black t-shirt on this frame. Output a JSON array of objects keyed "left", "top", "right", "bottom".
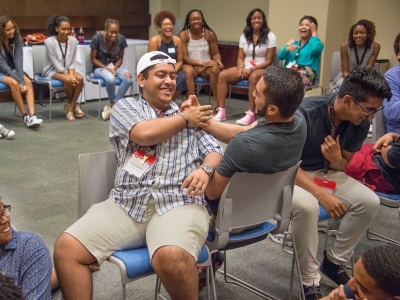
[
  {"left": 90, "top": 33, "right": 128, "bottom": 66},
  {"left": 298, "top": 94, "right": 370, "bottom": 171},
  {"left": 373, "top": 140, "right": 400, "bottom": 193}
]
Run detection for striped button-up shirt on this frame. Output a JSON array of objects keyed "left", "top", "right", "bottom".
[{"left": 109, "top": 97, "right": 223, "bottom": 222}]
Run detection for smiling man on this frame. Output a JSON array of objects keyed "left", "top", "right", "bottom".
[{"left": 54, "top": 51, "right": 223, "bottom": 300}]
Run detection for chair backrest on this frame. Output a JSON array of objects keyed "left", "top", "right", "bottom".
[
  {"left": 78, "top": 150, "right": 117, "bottom": 218},
  {"left": 135, "top": 45, "right": 148, "bottom": 72},
  {"left": 372, "top": 110, "right": 387, "bottom": 142},
  {"left": 84, "top": 46, "right": 93, "bottom": 74},
  {"left": 32, "top": 45, "right": 47, "bottom": 76},
  {"left": 272, "top": 48, "right": 280, "bottom": 67},
  {"left": 329, "top": 51, "right": 341, "bottom": 82},
  {"left": 218, "top": 161, "right": 301, "bottom": 233}
]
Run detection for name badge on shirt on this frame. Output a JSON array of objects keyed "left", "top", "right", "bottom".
[
  {"left": 168, "top": 48, "right": 176, "bottom": 54},
  {"left": 249, "top": 59, "right": 257, "bottom": 67},
  {"left": 286, "top": 61, "right": 297, "bottom": 68},
  {"left": 314, "top": 177, "right": 337, "bottom": 194},
  {"left": 107, "top": 62, "right": 115, "bottom": 69},
  {"left": 124, "top": 149, "right": 156, "bottom": 179}
]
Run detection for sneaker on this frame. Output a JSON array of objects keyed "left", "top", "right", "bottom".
[
  {"left": 213, "top": 107, "right": 226, "bottom": 122},
  {"left": 0, "top": 124, "right": 15, "bottom": 139},
  {"left": 269, "top": 233, "right": 293, "bottom": 247},
  {"left": 319, "top": 250, "right": 350, "bottom": 285},
  {"left": 24, "top": 114, "right": 42, "bottom": 128},
  {"left": 102, "top": 106, "right": 112, "bottom": 121},
  {"left": 236, "top": 110, "right": 254, "bottom": 125},
  {"left": 303, "top": 284, "right": 322, "bottom": 300}
]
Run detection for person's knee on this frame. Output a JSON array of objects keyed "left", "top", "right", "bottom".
[
  {"left": 63, "top": 77, "right": 74, "bottom": 87},
  {"left": 8, "top": 79, "right": 19, "bottom": 90},
  {"left": 25, "top": 77, "right": 33, "bottom": 88},
  {"left": 209, "top": 66, "right": 221, "bottom": 75},
  {"left": 292, "top": 196, "right": 320, "bottom": 218},
  {"left": 123, "top": 72, "right": 132, "bottom": 79},
  {"left": 152, "top": 246, "right": 194, "bottom": 274},
  {"left": 54, "top": 233, "right": 92, "bottom": 264},
  {"left": 248, "top": 72, "right": 261, "bottom": 83}
]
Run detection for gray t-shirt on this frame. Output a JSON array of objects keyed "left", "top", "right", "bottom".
[
  {"left": 90, "top": 33, "right": 128, "bottom": 66},
  {"left": 298, "top": 94, "right": 370, "bottom": 171},
  {"left": 217, "top": 111, "right": 307, "bottom": 177}
]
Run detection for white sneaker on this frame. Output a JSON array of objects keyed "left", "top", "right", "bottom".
[
  {"left": 0, "top": 124, "right": 15, "bottom": 139},
  {"left": 25, "top": 114, "right": 42, "bottom": 128},
  {"left": 269, "top": 233, "right": 293, "bottom": 247},
  {"left": 102, "top": 106, "right": 112, "bottom": 121}
]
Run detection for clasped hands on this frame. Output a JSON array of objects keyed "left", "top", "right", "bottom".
[{"left": 179, "top": 95, "right": 213, "bottom": 127}]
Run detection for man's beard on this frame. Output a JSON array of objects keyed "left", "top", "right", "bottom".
[{"left": 256, "top": 103, "right": 268, "bottom": 118}]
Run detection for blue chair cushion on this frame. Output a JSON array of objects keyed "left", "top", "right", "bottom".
[
  {"left": 111, "top": 244, "right": 209, "bottom": 279},
  {"left": 319, "top": 205, "right": 330, "bottom": 221},
  {"left": 232, "top": 80, "right": 249, "bottom": 88},
  {"left": 0, "top": 82, "right": 9, "bottom": 91},
  {"left": 36, "top": 77, "right": 64, "bottom": 88},
  {"left": 376, "top": 192, "right": 400, "bottom": 201},
  {"left": 89, "top": 76, "right": 122, "bottom": 87},
  {"left": 194, "top": 77, "right": 209, "bottom": 84}
]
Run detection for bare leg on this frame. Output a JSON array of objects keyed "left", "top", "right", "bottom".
[
  {"left": 54, "top": 233, "right": 97, "bottom": 300},
  {"left": 216, "top": 67, "right": 240, "bottom": 108},
  {"left": 200, "top": 65, "right": 221, "bottom": 108},
  {"left": 182, "top": 65, "right": 199, "bottom": 97},
  {"left": 70, "top": 72, "right": 84, "bottom": 111},
  {"left": 2, "top": 77, "right": 26, "bottom": 115},
  {"left": 247, "top": 69, "right": 264, "bottom": 111},
  {"left": 52, "top": 73, "right": 74, "bottom": 113},
  {"left": 23, "top": 75, "right": 36, "bottom": 115},
  {"left": 152, "top": 246, "right": 198, "bottom": 300}
]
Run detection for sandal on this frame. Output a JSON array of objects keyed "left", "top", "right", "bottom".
[
  {"left": 64, "top": 104, "right": 75, "bottom": 121},
  {"left": 74, "top": 106, "right": 85, "bottom": 118}
]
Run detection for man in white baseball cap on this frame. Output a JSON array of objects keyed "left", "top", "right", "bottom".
[{"left": 54, "top": 51, "right": 223, "bottom": 299}]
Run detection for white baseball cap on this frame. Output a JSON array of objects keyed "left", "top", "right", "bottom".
[{"left": 136, "top": 51, "right": 176, "bottom": 75}]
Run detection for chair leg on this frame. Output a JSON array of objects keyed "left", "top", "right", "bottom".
[
  {"left": 287, "top": 232, "right": 305, "bottom": 300},
  {"left": 122, "top": 283, "right": 126, "bottom": 300},
  {"left": 98, "top": 85, "right": 102, "bottom": 120},
  {"left": 206, "top": 266, "right": 211, "bottom": 300},
  {"left": 366, "top": 228, "right": 400, "bottom": 245}
]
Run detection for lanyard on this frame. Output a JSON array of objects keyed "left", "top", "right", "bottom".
[
  {"left": 104, "top": 34, "right": 115, "bottom": 61},
  {"left": 295, "top": 40, "right": 308, "bottom": 59},
  {"left": 57, "top": 38, "right": 68, "bottom": 68},
  {"left": 252, "top": 39, "right": 259, "bottom": 60},
  {"left": 354, "top": 46, "right": 368, "bottom": 66}
]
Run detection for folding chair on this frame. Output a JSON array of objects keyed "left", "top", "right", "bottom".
[
  {"left": 78, "top": 150, "right": 217, "bottom": 300},
  {"left": 32, "top": 45, "right": 64, "bottom": 122},
  {"left": 325, "top": 51, "right": 341, "bottom": 94},
  {"left": 206, "top": 162, "right": 301, "bottom": 299},
  {"left": 194, "top": 76, "right": 212, "bottom": 104}
]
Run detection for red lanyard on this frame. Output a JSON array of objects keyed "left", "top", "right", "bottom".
[{"left": 57, "top": 38, "right": 68, "bottom": 68}]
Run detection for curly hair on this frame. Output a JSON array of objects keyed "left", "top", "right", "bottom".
[
  {"left": 243, "top": 8, "right": 270, "bottom": 45},
  {"left": 0, "top": 272, "right": 25, "bottom": 300},
  {"left": 47, "top": 15, "right": 70, "bottom": 36},
  {"left": 0, "top": 16, "right": 21, "bottom": 46},
  {"left": 105, "top": 19, "right": 119, "bottom": 31},
  {"left": 362, "top": 245, "right": 400, "bottom": 296},
  {"left": 394, "top": 32, "right": 400, "bottom": 62},
  {"left": 299, "top": 15, "right": 318, "bottom": 27},
  {"left": 153, "top": 11, "right": 176, "bottom": 28},
  {"left": 339, "top": 65, "right": 392, "bottom": 103},
  {"left": 347, "top": 19, "right": 376, "bottom": 49},
  {"left": 181, "top": 9, "right": 214, "bottom": 34}
]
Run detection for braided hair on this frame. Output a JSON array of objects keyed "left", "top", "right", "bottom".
[
  {"left": 47, "top": 15, "right": 70, "bottom": 36},
  {"left": 347, "top": 19, "right": 376, "bottom": 49},
  {"left": 105, "top": 19, "right": 119, "bottom": 31},
  {"left": 0, "top": 272, "right": 25, "bottom": 300},
  {"left": 243, "top": 8, "right": 270, "bottom": 45},
  {"left": 362, "top": 245, "right": 400, "bottom": 296},
  {"left": 0, "top": 16, "right": 21, "bottom": 47}
]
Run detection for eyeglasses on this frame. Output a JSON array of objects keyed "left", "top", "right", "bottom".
[
  {"left": 0, "top": 205, "right": 11, "bottom": 223},
  {"left": 161, "top": 22, "right": 173, "bottom": 27},
  {"left": 350, "top": 96, "right": 384, "bottom": 116}
]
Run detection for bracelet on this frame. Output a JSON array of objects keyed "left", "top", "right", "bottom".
[{"left": 178, "top": 112, "right": 189, "bottom": 126}]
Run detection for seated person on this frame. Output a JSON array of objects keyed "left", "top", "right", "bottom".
[
  {"left": 322, "top": 245, "right": 400, "bottom": 300},
  {"left": 148, "top": 11, "right": 188, "bottom": 101},
  {"left": 213, "top": 8, "right": 277, "bottom": 126},
  {"left": 0, "top": 16, "right": 42, "bottom": 128},
  {"left": 383, "top": 32, "right": 400, "bottom": 134},
  {"left": 53, "top": 51, "right": 222, "bottom": 300},
  {"left": 43, "top": 15, "right": 84, "bottom": 121},
  {"left": 331, "top": 19, "right": 380, "bottom": 93},
  {"left": 179, "top": 9, "right": 223, "bottom": 111},
  {"left": 344, "top": 132, "right": 400, "bottom": 194},
  {"left": 0, "top": 197, "right": 52, "bottom": 300},
  {"left": 194, "top": 66, "right": 306, "bottom": 214},
  {"left": 278, "top": 15, "right": 324, "bottom": 90},
  {"left": 0, "top": 123, "right": 15, "bottom": 139},
  {"left": 90, "top": 19, "right": 133, "bottom": 120}
]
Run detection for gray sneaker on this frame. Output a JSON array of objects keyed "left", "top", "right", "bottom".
[
  {"left": 24, "top": 114, "right": 42, "bottom": 128},
  {"left": 0, "top": 124, "right": 15, "bottom": 139},
  {"left": 269, "top": 233, "right": 293, "bottom": 247}
]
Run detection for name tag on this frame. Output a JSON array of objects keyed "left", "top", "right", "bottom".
[
  {"left": 124, "top": 149, "right": 156, "bottom": 179},
  {"left": 314, "top": 177, "right": 337, "bottom": 194},
  {"left": 107, "top": 62, "right": 115, "bottom": 69},
  {"left": 168, "top": 48, "right": 176, "bottom": 54}
]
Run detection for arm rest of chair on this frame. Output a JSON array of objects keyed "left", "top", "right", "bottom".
[
  {"left": 271, "top": 185, "right": 292, "bottom": 234},
  {"left": 206, "top": 197, "right": 232, "bottom": 250}
]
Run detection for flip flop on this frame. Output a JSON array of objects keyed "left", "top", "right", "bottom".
[
  {"left": 74, "top": 106, "right": 85, "bottom": 118},
  {"left": 64, "top": 104, "right": 75, "bottom": 121}
]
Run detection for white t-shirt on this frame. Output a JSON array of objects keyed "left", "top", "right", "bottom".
[{"left": 239, "top": 32, "right": 277, "bottom": 68}]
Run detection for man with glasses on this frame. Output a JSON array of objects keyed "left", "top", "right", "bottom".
[
  {"left": 0, "top": 198, "right": 52, "bottom": 299},
  {"left": 270, "top": 65, "right": 392, "bottom": 299}
]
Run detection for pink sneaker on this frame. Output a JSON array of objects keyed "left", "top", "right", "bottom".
[
  {"left": 236, "top": 110, "right": 254, "bottom": 125},
  {"left": 213, "top": 108, "right": 227, "bottom": 121}
]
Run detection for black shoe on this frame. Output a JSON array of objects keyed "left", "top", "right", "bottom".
[
  {"left": 319, "top": 250, "right": 351, "bottom": 285},
  {"left": 303, "top": 284, "right": 322, "bottom": 300}
]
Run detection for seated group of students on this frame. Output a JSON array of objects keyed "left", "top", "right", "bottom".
[{"left": 1, "top": 9, "right": 400, "bottom": 300}]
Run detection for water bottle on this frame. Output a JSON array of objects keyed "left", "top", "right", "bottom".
[
  {"left": 78, "top": 26, "right": 85, "bottom": 44},
  {"left": 70, "top": 26, "right": 76, "bottom": 38}
]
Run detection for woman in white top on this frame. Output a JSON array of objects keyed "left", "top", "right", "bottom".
[
  {"left": 179, "top": 9, "right": 223, "bottom": 110},
  {"left": 214, "top": 8, "right": 277, "bottom": 125},
  {"left": 43, "top": 15, "right": 84, "bottom": 121}
]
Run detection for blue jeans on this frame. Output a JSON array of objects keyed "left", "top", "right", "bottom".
[{"left": 93, "top": 67, "right": 132, "bottom": 102}]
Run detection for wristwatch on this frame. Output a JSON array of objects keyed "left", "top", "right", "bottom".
[{"left": 200, "top": 165, "right": 214, "bottom": 178}]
